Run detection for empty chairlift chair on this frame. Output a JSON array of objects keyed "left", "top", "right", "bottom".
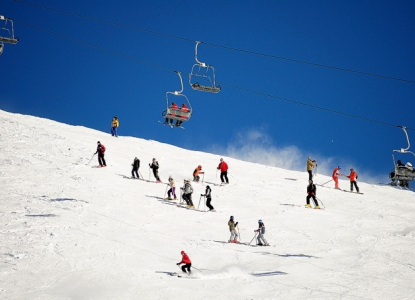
[
  {"left": 189, "top": 41, "right": 221, "bottom": 93},
  {"left": 0, "top": 16, "right": 19, "bottom": 55}
]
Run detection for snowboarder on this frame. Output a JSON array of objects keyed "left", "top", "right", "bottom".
[
  {"left": 131, "top": 157, "right": 140, "bottom": 178},
  {"left": 217, "top": 158, "right": 229, "bottom": 184},
  {"left": 181, "top": 179, "right": 194, "bottom": 208},
  {"left": 332, "top": 166, "right": 342, "bottom": 189},
  {"left": 111, "top": 115, "right": 119, "bottom": 137},
  {"left": 193, "top": 165, "right": 204, "bottom": 182},
  {"left": 307, "top": 157, "right": 317, "bottom": 181},
  {"left": 149, "top": 158, "right": 161, "bottom": 183},
  {"left": 346, "top": 168, "right": 360, "bottom": 193},
  {"left": 305, "top": 180, "right": 319, "bottom": 209},
  {"left": 228, "top": 216, "right": 239, "bottom": 243},
  {"left": 177, "top": 250, "right": 192, "bottom": 274},
  {"left": 167, "top": 175, "right": 177, "bottom": 200},
  {"left": 95, "top": 141, "right": 106, "bottom": 167},
  {"left": 201, "top": 185, "right": 215, "bottom": 212},
  {"left": 255, "top": 220, "right": 269, "bottom": 246}
]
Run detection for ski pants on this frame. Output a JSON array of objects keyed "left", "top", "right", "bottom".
[
  {"left": 206, "top": 197, "right": 214, "bottom": 210},
  {"left": 181, "top": 263, "right": 191, "bottom": 274},
  {"left": 152, "top": 169, "right": 160, "bottom": 181},
  {"left": 306, "top": 194, "right": 318, "bottom": 206},
  {"left": 333, "top": 176, "right": 339, "bottom": 189},
  {"left": 308, "top": 170, "right": 313, "bottom": 181},
  {"left": 350, "top": 181, "right": 359, "bottom": 192},
  {"left": 230, "top": 230, "right": 238, "bottom": 241},
  {"left": 257, "top": 232, "right": 268, "bottom": 245},
  {"left": 168, "top": 187, "right": 176, "bottom": 198},
  {"left": 98, "top": 153, "right": 106, "bottom": 166},
  {"left": 220, "top": 171, "right": 229, "bottom": 183},
  {"left": 111, "top": 126, "right": 118, "bottom": 136},
  {"left": 193, "top": 175, "right": 200, "bottom": 182},
  {"left": 132, "top": 168, "right": 139, "bottom": 178},
  {"left": 183, "top": 193, "right": 194, "bottom": 206}
]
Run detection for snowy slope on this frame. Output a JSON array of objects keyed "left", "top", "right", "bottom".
[{"left": 1, "top": 109, "right": 415, "bottom": 300}]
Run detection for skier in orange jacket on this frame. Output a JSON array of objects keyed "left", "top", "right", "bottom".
[{"left": 332, "top": 166, "right": 342, "bottom": 189}]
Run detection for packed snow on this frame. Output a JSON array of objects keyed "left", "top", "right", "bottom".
[{"left": 1, "top": 109, "right": 415, "bottom": 300}]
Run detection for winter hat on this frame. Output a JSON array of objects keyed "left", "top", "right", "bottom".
[
  {"left": 338, "top": 166, "right": 341, "bottom": 169},
  {"left": 230, "top": 216, "right": 234, "bottom": 220},
  {"left": 198, "top": 165, "right": 202, "bottom": 169},
  {"left": 206, "top": 185, "right": 210, "bottom": 189},
  {"left": 153, "top": 158, "right": 156, "bottom": 161},
  {"left": 181, "top": 251, "right": 185, "bottom": 254},
  {"left": 258, "top": 219, "right": 263, "bottom": 223},
  {"left": 97, "top": 141, "right": 100, "bottom": 144}
]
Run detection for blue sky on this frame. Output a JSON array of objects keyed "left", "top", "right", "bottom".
[{"left": 1, "top": 0, "right": 415, "bottom": 182}]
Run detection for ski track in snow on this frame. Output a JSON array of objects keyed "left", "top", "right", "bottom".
[{"left": 1, "top": 110, "right": 415, "bottom": 299}]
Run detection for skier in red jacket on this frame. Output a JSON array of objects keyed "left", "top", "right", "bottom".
[
  {"left": 332, "top": 166, "right": 342, "bottom": 189},
  {"left": 346, "top": 168, "right": 360, "bottom": 193},
  {"left": 95, "top": 141, "right": 106, "bottom": 167},
  {"left": 177, "top": 250, "right": 192, "bottom": 274},
  {"left": 217, "top": 158, "right": 229, "bottom": 184}
]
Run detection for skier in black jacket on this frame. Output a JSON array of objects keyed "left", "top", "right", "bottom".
[
  {"left": 201, "top": 185, "right": 215, "bottom": 212},
  {"left": 131, "top": 157, "right": 140, "bottom": 178},
  {"left": 306, "top": 180, "right": 319, "bottom": 209},
  {"left": 149, "top": 158, "right": 161, "bottom": 183}
]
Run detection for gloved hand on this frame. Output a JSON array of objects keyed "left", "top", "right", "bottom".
[
  {"left": 235, "top": 222, "right": 238, "bottom": 226},
  {"left": 176, "top": 263, "right": 180, "bottom": 265}
]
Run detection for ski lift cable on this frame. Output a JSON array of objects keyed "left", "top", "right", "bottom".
[
  {"left": 13, "top": 20, "right": 415, "bottom": 132},
  {"left": 12, "top": 0, "right": 415, "bottom": 85}
]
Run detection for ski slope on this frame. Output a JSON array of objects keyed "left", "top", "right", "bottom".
[{"left": 1, "top": 109, "right": 415, "bottom": 300}]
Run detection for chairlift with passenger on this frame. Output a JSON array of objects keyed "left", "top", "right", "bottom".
[
  {"left": 389, "top": 126, "right": 415, "bottom": 187},
  {"left": 189, "top": 41, "right": 221, "bottom": 93},
  {"left": 160, "top": 71, "right": 192, "bottom": 129},
  {"left": 0, "top": 15, "right": 19, "bottom": 55}
]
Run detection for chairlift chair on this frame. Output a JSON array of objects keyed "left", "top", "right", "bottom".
[
  {"left": 0, "top": 16, "right": 18, "bottom": 56},
  {"left": 390, "top": 126, "right": 415, "bottom": 187},
  {"left": 189, "top": 41, "right": 221, "bottom": 93},
  {"left": 161, "top": 71, "right": 192, "bottom": 127}
]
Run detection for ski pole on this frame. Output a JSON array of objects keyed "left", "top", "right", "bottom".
[
  {"left": 149, "top": 166, "right": 151, "bottom": 181},
  {"left": 249, "top": 232, "right": 258, "bottom": 245},
  {"left": 191, "top": 266, "right": 202, "bottom": 272},
  {"left": 202, "top": 173, "right": 205, "bottom": 184},
  {"left": 197, "top": 195, "right": 202, "bottom": 209},
  {"left": 320, "top": 179, "right": 333, "bottom": 186},
  {"left": 87, "top": 153, "right": 96, "bottom": 165},
  {"left": 316, "top": 197, "right": 325, "bottom": 208},
  {"left": 164, "top": 184, "right": 168, "bottom": 199},
  {"left": 237, "top": 225, "right": 241, "bottom": 241},
  {"left": 138, "top": 170, "right": 143, "bottom": 180}
]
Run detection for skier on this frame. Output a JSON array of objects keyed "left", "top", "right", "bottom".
[
  {"left": 193, "top": 165, "right": 204, "bottom": 182},
  {"left": 149, "top": 158, "right": 161, "bottom": 183},
  {"left": 346, "top": 168, "right": 360, "bottom": 193},
  {"left": 181, "top": 179, "right": 194, "bottom": 208},
  {"left": 164, "top": 102, "right": 178, "bottom": 126},
  {"left": 307, "top": 157, "right": 317, "bottom": 181},
  {"left": 177, "top": 250, "right": 192, "bottom": 275},
  {"left": 305, "top": 180, "right": 319, "bottom": 209},
  {"left": 228, "top": 216, "right": 239, "bottom": 243},
  {"left": 131, "top": 157, "right": 140, "bottom": 178},
  {"left": 255, "top": 220, "right": 269, "bottom": 246},
  {"left": 217, "top": 158, "right": 229, "bottom": 184},
  {"left": 167, "top": 175, "right": 177, "bottom": 200},
  {"left": 95, "top": 141, "right": 106, "bottom": 167},
  {"left": 332, "top": 166, "right": 342, "bottom": 189},
  {"left": 175, "top": 103, "right": 189, "bottom": 127},
  {"left": 111, "top": 115, "right": 119, "bottom": 137},
  {"left": 201, "top": 185, "right": 215, "bottom": 212}
]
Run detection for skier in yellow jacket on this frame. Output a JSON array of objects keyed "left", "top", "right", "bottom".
[{"left": 111, "top": 116, "right": 119, "bottom": 137}]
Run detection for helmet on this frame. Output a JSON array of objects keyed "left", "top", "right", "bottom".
[
  {"left": 153, "top": 158, "right": 156, "bottom": 161},
  {"left": 198, "top": 165, "right": 202, "bottom": 169},
  {"left": 230, "top": 216, "right": 234, "bottom": 220},
  {"left": 338, "top": 166, "right": 341, "bottom": 169},
  {"left": 181, "top": 251, "right": 185, "bottom": 254},
  {"left": 258, "top": 219, "right": 262, "bottom": 223},
  {"left": 97, "top": 141, "right": 100, "bottom": 144}
]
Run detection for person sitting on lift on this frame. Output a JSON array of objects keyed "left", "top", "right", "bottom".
[
  {"left": 176, "top": 103, "right": 189, "bottom": 127},
  {"left": 164, "top": 102, "right": 178, "bottom": 125}
]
